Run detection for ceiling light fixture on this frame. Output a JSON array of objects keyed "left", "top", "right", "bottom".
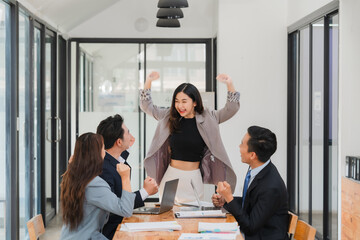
[
  {"left": 156, "top": 19, "right": 180, "bottom": 28},
  {"left": 156, "top": 0, "right": 188, "bottom": 28},
  {"left": 158, "top": 0, "right": 188, "bottom": 8},
  {"left": 157, "top": 8, "right": 184, "bottom": 19}
]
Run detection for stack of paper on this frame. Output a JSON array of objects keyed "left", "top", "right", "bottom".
[
  {"left": 174, "top": 210, "right": 226, "bottom": 218},
  {"left": 120, "top": 221, "right": 182, "bottom": 232},
  {"left": 178, "top": 233, "right": 237, "bottom": 240},
  {"left": 198, "top": 222, "right": 238, "bottom": 233}
]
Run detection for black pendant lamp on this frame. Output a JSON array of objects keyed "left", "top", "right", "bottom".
[
  {"left": 156, "top": 19, "right": 180, "bottom": 28},
  {"left": 157, "top": 8, "right": 183, "bottom": 19},
  {"left": 156, "top": 0, "right": 188, "bottom": 28},
  {"left": 158, "top": 0, "right": 188, "bottom": 8}
]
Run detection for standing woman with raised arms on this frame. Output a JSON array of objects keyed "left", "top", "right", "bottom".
[{"left": 140, "top": 72, "right": 240, "bottom": 203}]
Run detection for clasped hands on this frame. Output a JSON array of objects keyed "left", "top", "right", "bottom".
[{"left": 212, "top": 181, "right": 234, "bottom": 207}]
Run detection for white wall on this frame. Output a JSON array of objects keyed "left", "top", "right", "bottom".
[
  {"left": 287, "top": 0, "right": 334, "bottom": 25},
  {"left": 68, "top": 0, "right": 218, "bottom": 38},
  {"left": 339, "top": 0, "right": 360, "bottom": 175},
  {"left": 217, "top": 0, "right": 288, "bottom": 196}
]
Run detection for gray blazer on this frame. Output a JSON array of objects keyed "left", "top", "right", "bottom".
[
  {"left": 60, "top": 176, "right": 135, "bottom": 240},
  {"left": 140, "top": 89, "right": 240, "bottom": 192}
]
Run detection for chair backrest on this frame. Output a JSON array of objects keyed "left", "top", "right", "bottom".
[
  {"left": 293, "top": 220, "right": 316, "bottom": 240},
  {"left": 288, "top": 211, "right": 298, "bottom": 236},
  {"left": 27, "top": 214, "right": 45, "bottom": 240}
]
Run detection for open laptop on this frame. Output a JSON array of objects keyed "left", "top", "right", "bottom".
[
  {"left": 133, "top": 178, "right": 179, "bottom": 214},
  {"left": 181, "top": 180, "right": 228, "bottom": 212}
]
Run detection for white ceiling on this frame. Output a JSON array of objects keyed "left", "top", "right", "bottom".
[
  {"left": 18, "top": 0, "right": 121, "bottom": 32},
  {"left": 17, "top": 0, "right": 218, "bottom": 38}
]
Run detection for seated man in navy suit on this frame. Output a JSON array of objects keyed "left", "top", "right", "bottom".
[
  {"left": 212, "top": 126, "right": 289, "bottom": 240},
  {"left": 97, "top": 114, "right": 158, "bottom": 239}
]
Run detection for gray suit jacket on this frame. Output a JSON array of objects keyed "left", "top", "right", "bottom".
[
  {"left": 140, "top": 89, "right": 240, "bottom": 192},
  {"left": 60, "top": 176, "right": 135, "bottom": 240}
]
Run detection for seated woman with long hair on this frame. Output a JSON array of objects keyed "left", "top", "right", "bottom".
[{"left": 60, "top": 132, "right": 135, "bottom": 240}]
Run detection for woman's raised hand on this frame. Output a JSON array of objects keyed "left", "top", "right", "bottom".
[
  {"left": 216, "top": 73, "right": 236, "bottom": 92},
  {"left": 216, "top": 73, "right": 232, "bottom": 84},
  {"left": 144, "top": 71, "right": 160, "bottom": 89},
  {"left": 147, "top": 71, "right": 160, "bottom": 81}
]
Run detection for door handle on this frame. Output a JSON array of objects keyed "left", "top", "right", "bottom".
[
  {"left": 54, "top": 117, "right": 61, "bottom": 142},
  {"left": 46, "top": 117, "right": 62, "bottom": 142}
]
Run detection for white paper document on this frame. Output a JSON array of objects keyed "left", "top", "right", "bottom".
[
  {"left": 174, "top": 210, "right": 226, "bottom": 218},
  {"left": 120, "top": 221, "right": 182, "bottom": 232},
  {"left": 198, "top": 222, "right": 239, "bottom": 233},
  {"left": 178, "top": 233, "right": 237, "bottom": 240}
]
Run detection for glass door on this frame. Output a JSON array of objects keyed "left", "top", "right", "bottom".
[
  {"left": 43, "top": 31, "right": 57, "bottom": 223},
  {"left": 33, "top": 26, "right": 42, "bottom": 218},
  {"left": 311, "top": 19, "right": 325, "bottom": 234},
  {"left": 288, "top": 11, "right": 339, "bottom": 239},
  {"left": 77, "top": 43, "right": 142, "bottom": 190},
  {"left": 19, "top": 12, "right": 31, "bottom": 239},
  {"left": 0, "top": 2, "right": 9, "bottom": 239},
  {"left": 144, "top": 43, "right": 211, "bottom": 199}
]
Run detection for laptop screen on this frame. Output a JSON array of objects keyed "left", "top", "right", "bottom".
[
  {"left": 190, "top": 180, "right": 201, "bottom": 207},
  {"left": 159, "top": 178, "right": 179, "bottom": 212}
]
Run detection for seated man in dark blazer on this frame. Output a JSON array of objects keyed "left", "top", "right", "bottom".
[
  {"left": 97, "top": 114, "right": 158, "bottom": 239},
  {"left": 212, "top": 126, "right": 289, "bottom": 240}
]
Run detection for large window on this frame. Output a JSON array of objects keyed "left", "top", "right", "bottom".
[
  {"left": 0, "top": 2, "right": 8, "bottom": 239},
  {"left": 33, "top": 27, "right": 41, "bottom": 217},
  {"left": 0, "top": 1, "right": 65, "bottom": 238},
  {"left": 19, "top": 11, "right": 30, "bottom": 239},
  {"left": 288, "top": 11, "right": 339, "bottom": 240},
  {"left": 44, "top": 31, "right": 57, "bottom": 222},
  {"left": 76, "top": 40, "right": 213, "bottom": 197}
]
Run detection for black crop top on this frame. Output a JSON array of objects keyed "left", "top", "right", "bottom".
[{"left": 170, "top": 117, "right": 206, "bottom": 162}]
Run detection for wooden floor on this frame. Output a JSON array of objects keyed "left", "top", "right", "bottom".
[{"left": 41, "top": 212, "right": 63, "bottom": 240}]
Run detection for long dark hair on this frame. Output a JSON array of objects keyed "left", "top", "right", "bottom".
[
  {"left": 169, "top": 83, "right": 204, "bottom": 133},
  {"left": 60, "top": 133, "right": 104, "bottom": 231}
]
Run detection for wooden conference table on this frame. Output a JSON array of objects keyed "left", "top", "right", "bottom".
[{"left": 113, "top": 205, "right": 244, "bottom": 240}]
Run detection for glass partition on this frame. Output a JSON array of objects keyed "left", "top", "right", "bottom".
[
  {"left": 311, "top": 19, "right": 325, "bottom": 235},
  {"left": 33, "top": 27, "right": 41, "bottom": 216},
  {"left": 44, "top": 32, "right": 56, "bottom": 222},
  {"left": 78, "top": 43, "right": 142, "bottom": 190},
  {"left": 328, "top": 13, "right": 339, "bottom": 239},
  {"left": 77, "top": 42, "right": 209, "bottom": 196},
  {"left": 288, "top": 12, "right": 339, "bottom": 239},
  {"left": 19, "top": 12, "right": 30, "bottom": 239},
  {"left": 145, "top": 43, "right": 209, "bottom": 198},
  {"left": 0, "top": 2, "right": 8, "bottom": 239},
  {"left": 298, "top": 27, "right": 310, "bottom": 223}
]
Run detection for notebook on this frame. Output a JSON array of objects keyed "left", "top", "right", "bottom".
[{"left": 133, "top": 178, "right": 179, "bottom": 214}]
